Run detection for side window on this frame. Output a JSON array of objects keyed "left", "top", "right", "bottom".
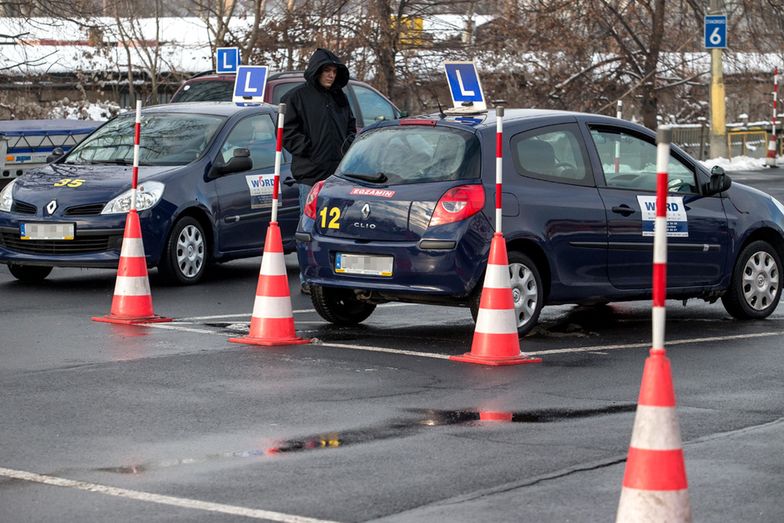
[
  {"left": 270, "top": 82, "right": 301, "bottom": 105},
  {"left": 589, "top": 128, "right": 698, "bottom": 193},
  {"left": 511, "top": 124, "right": 592, "bottom": 186},
  {"left": 352, "top": 85, "right": 396, "bottom": 127},
  {"left": 220, "top": 115, "right": 276, "bottom": 170}
]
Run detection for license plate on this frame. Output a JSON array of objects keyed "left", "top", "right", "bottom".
[
  {"left": 20, "top": 223, "right": 75, "bottom": 240},
  {"left": 335, "top": 253, "right": 393, "bottom": 276}
]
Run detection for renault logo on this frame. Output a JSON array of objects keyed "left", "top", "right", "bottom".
[
  {"left": 46, "top": 200, "right": 57, "bottom": 215},
  {"left": 361, "top": 203, "right": 370, "bottom": 220}
]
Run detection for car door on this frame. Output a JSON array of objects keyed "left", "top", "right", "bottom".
[
  {"left": 584, "top": 123, "right": 729, "bottom": 289},
  {"left": 505, "top": 122, "right": 609, "bottom": 297},
  {"left": 213, "top": 114, "right": 298, "bottom": 253}
]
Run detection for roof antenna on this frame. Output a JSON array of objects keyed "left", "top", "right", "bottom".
[{"left": 436, "top": 99, "right": 447, "bottom": 119}]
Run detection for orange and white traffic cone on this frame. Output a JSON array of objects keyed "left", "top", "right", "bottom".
[
  {"left": 616, "top": 348, "right": 691, "bottom": 522},
  {"left": 93, "top": 209, "right": 171, "bottom": 324},
  {"left": 229, "top": 222, "right": 310, "bottom": 346},
  {"left": 450, "top": 233, "right": 542, "bottom": 366}
]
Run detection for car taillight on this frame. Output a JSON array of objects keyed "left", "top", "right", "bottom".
[
  {"left": 304, "top": 180, "right": 324, "bottom": 219},
  {"left": 428, "top": 184, "right": 485, "bottom": 227}
]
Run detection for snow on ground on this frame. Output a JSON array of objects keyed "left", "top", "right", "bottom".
[{"left": 701, "top": 155, "right": 781, "bottom": 171}]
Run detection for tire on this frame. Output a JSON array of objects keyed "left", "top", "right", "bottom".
[
  {"left": 721, "top": 240, "right": 782, "bottom": 319},
  {"left": 157, "top": 216, "right": 208, "bottom": 285},
  {"left": 7, "top": 264, "right": 52, "bottom": 282},
  {"left": 470, "top": 250, "right": 544, "bottom": 337},
  {"left": 310, "top": 285, "right": 376, "bottom": 325}
]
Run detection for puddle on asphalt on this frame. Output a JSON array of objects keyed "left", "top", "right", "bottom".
[{"left": 94, "top": 404, "right": 635, "bottom": 474}]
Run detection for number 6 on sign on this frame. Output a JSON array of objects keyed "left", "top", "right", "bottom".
[{"left": 704, "top": 15, "right": 727, "bottom": 49}]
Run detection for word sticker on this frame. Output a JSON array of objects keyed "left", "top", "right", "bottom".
[
  {"left": 349, "top": 188, "right": 395, "bottom": 198},
  {"left": 245, "top": 174, "right": 275, "bottom": 209},
  {"left": 637, "top": 195, "right": 688, "bottom": 237}
]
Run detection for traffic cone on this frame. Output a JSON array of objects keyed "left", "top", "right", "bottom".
[
  {"left": 229, "top": 222, "right": 310, "bottom": 346},
  {"left": 450, "top": 233, "right": 542, "bottom": 366},
  {"left": 766, "top": 134, "right": 777, "bottom": 167},
  {"left": 93, "top": 209, "right": 171, "bottom": 324},
  {"left": 616, "top": 348, "right": 691, "bottom": 522}
]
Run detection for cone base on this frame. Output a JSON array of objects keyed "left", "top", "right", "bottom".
[
  {"left": 229, "top": 335, "right": 311, "bottom": 347},
  {"left": 450, "top": 352, "right": 542, "bottom": 366},
  {"left": 92, "top": 314, "right": 173, "bottom": 325}
]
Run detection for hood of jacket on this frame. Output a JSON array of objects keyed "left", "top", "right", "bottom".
[{"left": 304, "top": 48, "right": 350, "bottom": 91}]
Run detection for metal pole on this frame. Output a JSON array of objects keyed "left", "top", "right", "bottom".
[
  {"left": 495, "top": 105, "right": 503, "bottom": 234},
  {"left": 271, "top": 103, "right": 286, "bottom": 224},
  {"left": 652, "top": 127, "right": 672, "bottom": 356},
  {"left": 615, "top": 100, "right": 623, "bottom": 174},
  {"left": 130, "top": 100, "right": 142, "bottom": 211},
  {"left": 709, "top": 0, "right": 728, "bottom": 158},
  {"left": 767, "top": 67, "right": 779, "bottom": 167}
]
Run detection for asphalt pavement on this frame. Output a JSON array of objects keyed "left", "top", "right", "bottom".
[{"left": 0, "top": 169, "right": 782, "bottom": 522}]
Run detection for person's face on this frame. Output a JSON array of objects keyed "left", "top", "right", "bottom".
[{"left": 318, "top": 65, "right": 338, "bottom": 89}]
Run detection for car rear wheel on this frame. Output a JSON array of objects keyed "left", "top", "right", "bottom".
[
  {"left": 721, "top": 240, "right": 781, "bottom": 319},
  {"left": 157, "top": 216, "right": 207, "bottom": 285},
  {"left": 470, "top": 250, "right": 544, "bottom": 337},
  {"left": 7, "top": 264, "right": 53, "bottom": 282},
  {"left": 311, "top": 285, "right": 376, "bottom": 325}
]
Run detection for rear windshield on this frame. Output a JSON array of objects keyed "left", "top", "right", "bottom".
[
  {"left": 338, "top": 126, "right": 480, "bottom": 184},
  {"left": 172, "top": 80, "right": 233, "bottom": 102},
  {"left": 65, "top": 112, "right": 225, "bottom": 166}
]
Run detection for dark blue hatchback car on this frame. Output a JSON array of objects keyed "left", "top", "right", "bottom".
[
  {"left": 296, "top": 109, "right": 784, "bottom": 335},
  {"left": 0, "top": 102, "right": 299, "bottom": 284}
]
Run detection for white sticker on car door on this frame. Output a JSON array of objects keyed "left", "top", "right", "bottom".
[
  {"left": 245, "top": 173, "right": 275, "bottom": 209},
  {"left": 637, "top": 195, "right": 688, "bottom": 237}
]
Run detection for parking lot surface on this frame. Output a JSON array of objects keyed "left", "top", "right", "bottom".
[{"left": 1, "top": 170, "right": 783, "bottom": 522}]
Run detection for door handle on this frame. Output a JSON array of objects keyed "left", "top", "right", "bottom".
[{"left": 611, "top": 205, "right": 636, "bottom": 216}]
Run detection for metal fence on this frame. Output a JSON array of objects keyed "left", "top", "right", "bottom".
[{"left": 671, "top": 122, "right": 776, "bottom": 160}]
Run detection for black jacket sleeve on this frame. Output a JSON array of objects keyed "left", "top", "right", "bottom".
[{"left": 282, "top": 93, "right": 311, "bottom": 157}]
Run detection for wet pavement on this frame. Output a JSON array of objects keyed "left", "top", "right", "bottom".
[{"left": 0, "top": 170, "right": 783, "bottom": 522}]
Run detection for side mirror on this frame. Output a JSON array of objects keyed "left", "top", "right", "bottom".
[
  {"left": 208, "top": 148, "right": 252, "bottom": 178},
  {"left": 704, "top": 166, "right": 732, "bottom": 195},
  {"left": 47, "top": 147, "right": 65, "bottom": 163},
  {"left": 398, "top": 110, "right": 409, "bottom": 118}
]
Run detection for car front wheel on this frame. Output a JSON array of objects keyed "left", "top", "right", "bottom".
[
  {"left": 7, "top": 264, "right": 53, "bottom": 282},
  {"left": 470, "top": 250, "right": 544, "bottom": 337},
  {"left": 311, "top": 285, "right": 376, "bottom": 325},
  {"left": 157, "top": 216, "right": 208, "bottom": 285},
  {"left": 721, "top": 240, "right": 782, "bottom": 319}
]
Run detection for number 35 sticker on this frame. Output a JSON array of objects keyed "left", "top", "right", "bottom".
[
  {"left": 319, "top": 207, "right": 341, "bottom": 229},
  {"left": 53, "top": 178, "right": 85, "bottom": 188}
]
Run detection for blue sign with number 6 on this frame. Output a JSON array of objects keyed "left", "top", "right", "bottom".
[{"left": 705, "top": 15, "right": 727, "bottom": 49}]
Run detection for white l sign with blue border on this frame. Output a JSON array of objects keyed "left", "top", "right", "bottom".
[
  {"left": 444, "top": 61, "right": 486, "bottom": 111},
  {"left": 233, "top": 65, "right": 268, "bottom": 104},
  {"left": 704, "top": 15, "right": 727, "bottom": 49},
  {"left": 216, "top": 47, "right": 240, "bottom": 74}
]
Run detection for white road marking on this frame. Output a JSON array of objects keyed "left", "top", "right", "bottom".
[
  {"left": 138, "top": 322, "right": 784, "bottom": 361},
  {"left": 524, "top": 331, "right": 784, "bottom": 356},
  {"left": 0, "top": 466, "right": 339, "bottom": 523},
  {"left": 315, "top": 342, "right": 452, "bottom": 360},
  {"left": 180, "top": 302, "right": 414, "bottom": 321}
]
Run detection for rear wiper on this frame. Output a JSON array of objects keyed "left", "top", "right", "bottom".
[{"left": 342, "top": 172, "right": 388, "bottom": 183}]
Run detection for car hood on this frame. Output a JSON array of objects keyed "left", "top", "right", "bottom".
[
  {"left": 11, "top": 163, "right": 180, "bottom": 209},
  {"left": 727, "top": 181, "right": 784, "bottom": 222}
]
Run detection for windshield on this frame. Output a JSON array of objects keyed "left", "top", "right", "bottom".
[
  {"left": 338, "top": 126, "right": 480, "bottom": 184},
  {"left": 172, "top": 80, "right": 234, "bottom": 102},
  {"left": 65, "top": 113, "right": 225, "bottom": 166}
]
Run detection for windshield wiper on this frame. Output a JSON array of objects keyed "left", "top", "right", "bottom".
[
  {"left": 342, "top": 172, "right": 388, "bottom": 183},
  {"left": 91, "top": 159, "right": 133, "bottom": 165}
]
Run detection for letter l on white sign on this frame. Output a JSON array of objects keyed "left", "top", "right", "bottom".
[
  {"left": 456, "top": 70, "right": 475, "bottom": 97},
  {"left": 243, "top": 73, "right": 258, "bottom": 93}
]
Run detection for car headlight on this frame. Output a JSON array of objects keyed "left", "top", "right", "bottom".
[
  {"left": 101, "top": 181, "right": 165, "bottom": 214},
  {"left": 0, "top": 179, "right": 17, "bottom": 212}
]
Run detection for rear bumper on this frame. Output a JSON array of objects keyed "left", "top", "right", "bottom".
[{"left": 296, "top": 229, "right": 490, "bottom": 299}]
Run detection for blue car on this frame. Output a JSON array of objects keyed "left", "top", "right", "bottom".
[
  {"left": 0, "top": 102, "right": 299, "bottom": 284},
  {"left": 296, "top": 109, "right": 784, "bottom": 335}
]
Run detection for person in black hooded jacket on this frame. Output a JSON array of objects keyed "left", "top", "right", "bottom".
[{"left": 282, "top": 48, "right": 357, "bottom": 212}]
